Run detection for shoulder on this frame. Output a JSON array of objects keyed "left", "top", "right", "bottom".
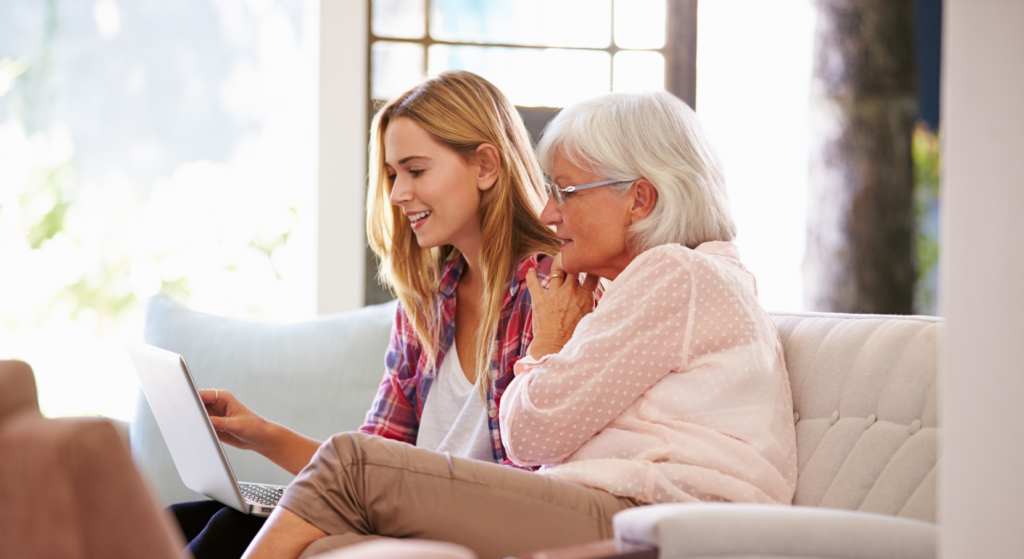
[
  {"left": 690, "top": 241, "right": 757, "bottom": 294},
  {"left": 632, "top": 243, "right": 693, "bottom": 268},
  {"left": 615, "top": 244, "right": 693, "bottom": 287},
  {"left": 608, "top": 242, "right": 750, "bottom": 299},
  {"left": 625, "top": 242, "right": 746, "bottom": 280}
]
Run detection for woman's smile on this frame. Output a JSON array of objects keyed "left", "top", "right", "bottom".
[{"left": 408, "top": 210, "right": 432, "bottom": 230}]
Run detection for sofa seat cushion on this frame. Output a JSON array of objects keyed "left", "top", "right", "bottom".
[{"left": 614, "top": 502, "right": 936, "bottom": 559}]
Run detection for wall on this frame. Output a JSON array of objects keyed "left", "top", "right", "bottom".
[
  {"left": 317, "top": 0, "right": 367, "bottom": 314},
  {"left": 939, "top": 0, "right": 1024, "bottom": 556}
]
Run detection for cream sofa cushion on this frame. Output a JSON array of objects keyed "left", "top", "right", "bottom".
[{"left": 773, "top": 312, "right": 941, "bottom": 522}]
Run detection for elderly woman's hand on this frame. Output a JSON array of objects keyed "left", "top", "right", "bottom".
[{"left": 524, "top": 253, "right": 601, "bottom": 361}]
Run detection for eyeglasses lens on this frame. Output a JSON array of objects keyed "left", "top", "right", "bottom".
[{"left": 545, "top": 183, "right": 562, "bottom": 205}]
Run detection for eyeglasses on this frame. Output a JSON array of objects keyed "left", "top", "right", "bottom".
[{"left": 543, "top": 178, "right": 638, "bottom": 206}]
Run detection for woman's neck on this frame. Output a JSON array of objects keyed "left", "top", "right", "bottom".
[
  {"left": 452, "top": 237, "right": 484, "bottom": 383},
  {"left": 453, "top": 234, "right": 483, "bottom": 293}
]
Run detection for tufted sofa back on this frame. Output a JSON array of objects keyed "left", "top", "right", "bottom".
[{"left": 770, "top": 312, "right": 941, "bottom": 523}]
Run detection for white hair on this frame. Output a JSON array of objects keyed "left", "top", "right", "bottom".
[{"left": 537, "top": 90, "right": 737, "bottom": 252}]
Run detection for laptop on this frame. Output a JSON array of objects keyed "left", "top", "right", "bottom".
[{"left": 127, "top": 342, "right": 285, "bottom": 517}]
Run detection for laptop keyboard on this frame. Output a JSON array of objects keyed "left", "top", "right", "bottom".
[{"left": 239, "top": 483, "right": 285, "bottom": 506}]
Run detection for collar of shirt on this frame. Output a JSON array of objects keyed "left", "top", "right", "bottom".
[
  {"left": 433, "top": 252, "right": 539, "bottom": 368},
  {"left": 429, "top": 252, "right": 547, "bottom": 385},
  {"left": 429, "top": 255, "right": 465, "bottom": 377}
]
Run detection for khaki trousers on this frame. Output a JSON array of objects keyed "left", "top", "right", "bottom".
[{"left": 280, "top": 432, "right": 638, "bottom": 559}]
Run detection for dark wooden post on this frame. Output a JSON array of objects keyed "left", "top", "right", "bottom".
[
  {"left": 666, "top": 0, "right": 698, "bottom": 110},
  {"left": 804, "top": 0, "right": 917, "bottom": 314}
]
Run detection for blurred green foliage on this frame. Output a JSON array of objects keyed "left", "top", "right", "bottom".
[
  {"left": 913, "top": 122, "right": 941, "bottom": 315},
  {"left": 22, "top": 162, "right": 75, "bottom": 250}
]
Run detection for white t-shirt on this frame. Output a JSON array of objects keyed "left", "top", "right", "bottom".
[{"left": 415, "top": 339, "right": 494, "bottom": 462}]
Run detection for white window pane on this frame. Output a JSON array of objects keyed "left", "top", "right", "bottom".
[
  {"left": 372, "top": 0, "right": 425, "bottom": 39},
  {"left": 614, "top": 0, "right": 666, "bottom": 49},
  {"left": 613, "top": 50, "right": 665, "bottom": 92},
  {"left": 696, "top": 0, "right": 816, "bottom": 312},
  {"left": 431, "top": 0, "right": 611, "bottom": 48},
  {"left": 372, "top": 41, "right": 425, "bottom": 99},
  {"left": 429, "top": 45, "right": 610, "bottom": 107}
]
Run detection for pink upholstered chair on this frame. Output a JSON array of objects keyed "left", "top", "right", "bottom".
[{"left": 0, "top": 359, "right": 186, "bottom": 559}]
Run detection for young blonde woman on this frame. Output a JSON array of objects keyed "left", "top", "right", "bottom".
[{"left": 171, "top": 70, "right": 559, "bottom": 559}]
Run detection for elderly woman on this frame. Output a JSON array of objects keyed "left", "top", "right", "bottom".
[
  {"left": 243, "top": 91, "right": 796, "bottom": 559},
  {"left": 512, "top": 90, "right": 797, "bottom": 505}
]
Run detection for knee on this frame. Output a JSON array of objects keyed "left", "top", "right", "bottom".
[
  {"left": 323, "top": 432, "right": 394, "bottom": 469},
  {"left": 324, "top": 432, "right": 360, "bottom": 464},
  {"left": 210, "top": 506, "right": 264, "bottom": 531}
]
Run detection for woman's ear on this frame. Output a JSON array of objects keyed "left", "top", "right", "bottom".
[
  {"left": 474, "top": 143, "right": 501, "bottom": 191},
  {"left": 629, "top": 179, "right": 658, "bottom": 224}
]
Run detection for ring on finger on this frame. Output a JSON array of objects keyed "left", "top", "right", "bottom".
[{"left": 213, "top": 389, "right": 219, "bottom": 404}]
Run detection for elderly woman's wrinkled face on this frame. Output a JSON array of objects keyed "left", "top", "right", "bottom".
[{"left": 541, "top": 152, "right": 654, "bottom": 281}]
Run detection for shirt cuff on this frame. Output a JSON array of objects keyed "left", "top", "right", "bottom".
[{"left": 513, "top": 352, "right": 553, "bottom": 376}]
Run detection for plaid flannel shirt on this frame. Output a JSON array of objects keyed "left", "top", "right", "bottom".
[{"left": 359, "top": 253, "right": 553, "bottom": 464}]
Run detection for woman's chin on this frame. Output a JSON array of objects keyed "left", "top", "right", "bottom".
[
  {"left": 559, "top": 258, "right": 583, "bottom": 277},
  {"left": 558, "top": 247, "right": 580, "bottom": 276},
  {"left": 412, "top": 231, "right": 440, "bottom": 249}
]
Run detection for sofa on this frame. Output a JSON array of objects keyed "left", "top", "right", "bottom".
[{"left": 132, "top": 295, "right": 941, "bottom": 558}]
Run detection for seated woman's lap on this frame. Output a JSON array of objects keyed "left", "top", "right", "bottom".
[
  {"left": 279, "top": 432, "right": 638, "bottom": 559},
  {"left": 170, "top": 500, "right": 267, "bottom": 559}
]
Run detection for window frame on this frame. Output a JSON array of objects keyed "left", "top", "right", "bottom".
[{"left": 366, "top": 0, "right": 693, "bottom": 107}]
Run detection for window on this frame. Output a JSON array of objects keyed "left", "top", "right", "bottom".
[
  {"left": 363, "top": 0, "right": 694, "bottom": 303},
  {"left": 364, "top": 0, "right": 814, "bottom": 314},
  {"left": 369, "top": 0, "right": 671, "bottom": 107}
]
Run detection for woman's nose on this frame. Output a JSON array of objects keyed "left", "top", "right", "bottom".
[
  {"left": 389, "top": 177, "right": 412, "bottom": 205},
  {"left": 539, "top": 194, "right": 561, "bottom": 226}
]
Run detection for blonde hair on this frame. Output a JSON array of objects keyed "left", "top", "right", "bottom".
[
  {"left": 367, "top": 70, "right": 558, "bottom": 400},
  {"left": 538, "top": 90, "right": 737, "bottom": 251}
]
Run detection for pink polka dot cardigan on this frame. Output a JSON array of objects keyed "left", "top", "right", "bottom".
[{"left": 501, "top": 242, "right": 798, "bottom": 505}]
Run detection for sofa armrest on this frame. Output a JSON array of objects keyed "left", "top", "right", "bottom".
[{"left": 613, "top": 503, "right": 936, "bottom": 559}]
